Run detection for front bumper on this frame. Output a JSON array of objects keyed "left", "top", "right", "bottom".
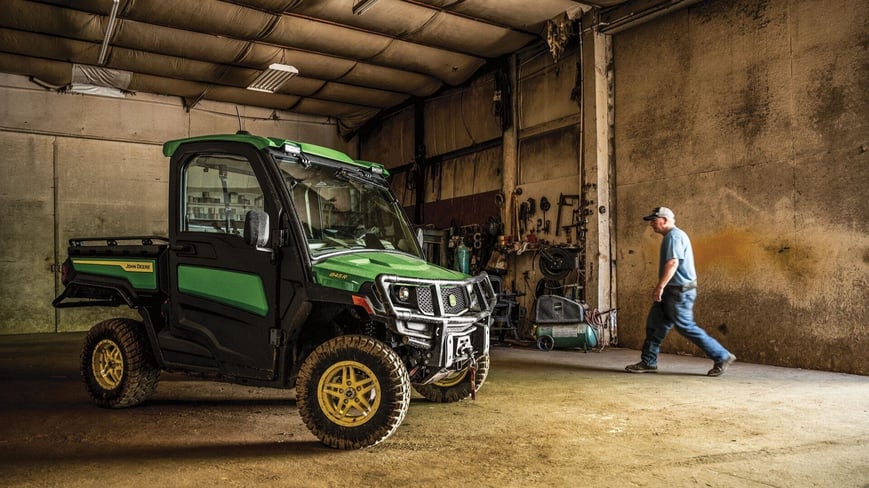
[{"left": 376, "top": 272, "right": 495, "bottom": 383}]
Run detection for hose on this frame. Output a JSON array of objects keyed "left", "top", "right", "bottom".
[{"left": 584, "top": 308, "right": 619, "bottom": 349}]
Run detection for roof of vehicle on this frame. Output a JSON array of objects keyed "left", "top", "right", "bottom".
[{"left": 162, "top": 132, "right": 388, "bottom": 175}]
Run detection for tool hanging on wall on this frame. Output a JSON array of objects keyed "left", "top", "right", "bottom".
[
  {"left": 525, "top": 197, "right": 536, "bottom": 238},
  {"left": 486, "top": 215, "right": 503, "bottom": 237},
  {"left": 539, "top": 197, "right": 551, "bottom": 234},
  {"left": 538, "top": 246, "right": 577, "bottom": 281},
  {"left": 555, "top": 193, "right": 579, "bottom": 236},
  {"left": 512, "top": 187, "right": 523, "bottom": 240}
]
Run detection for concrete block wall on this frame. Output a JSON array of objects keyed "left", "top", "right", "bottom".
[
  {"left": 0, "top": 74, "right": 349, "bottom": 334},
  {"left": 613, "top": 0, "right": 868, "bottom": 374}
]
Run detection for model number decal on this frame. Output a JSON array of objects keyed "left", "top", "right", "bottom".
[
  {"left": 74, "top": 259, "right": 154, "bottom": 273},
  {"left": 329, "top": 272, "right": 349, "bottom": 280}
]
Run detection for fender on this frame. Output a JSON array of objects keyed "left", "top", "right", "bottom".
[{"left": 52, "top": 276, "right": 139, "bottom": 308}]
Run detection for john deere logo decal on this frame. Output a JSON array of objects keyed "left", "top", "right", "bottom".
[
  {"left": 448, "top": 293, "right": 457, "bottom": 307},
  {"left": 73, "top": 259, "right": 154, "bottom": 273}
]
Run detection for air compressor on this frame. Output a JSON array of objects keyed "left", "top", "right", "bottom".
[
  {"left": 532, "top": 295, "right": 598, "bottom": 352},
  {"left": 531, "top": 246, "right": 604, "bottom": 352}
]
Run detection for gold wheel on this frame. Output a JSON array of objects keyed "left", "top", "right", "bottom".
[
  {"left": 92, "top": 338, "right": 125, "bottom": 390},
  {"left": 432, "top": 368, "right": 467, "bottom": 388},
  {"left": 81, "top": 319, "right": 160, "bottom": 408},
  {"left": 415, "top": 354, "right": 490, "bottom": 403},
  {"left": 297, "top": 335, "right": 411, "bottom": 449},
  {"left": 317, "top": 360, "right": 381, "bottom": 427}
]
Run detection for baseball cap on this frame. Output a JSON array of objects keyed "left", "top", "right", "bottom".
[{"left": 643, "top": 207, "right": 675, "bottom": 221}]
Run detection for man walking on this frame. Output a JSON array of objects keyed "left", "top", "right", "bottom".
[{"left": 626, "top": 207, "right": 736, "bottom": 376}]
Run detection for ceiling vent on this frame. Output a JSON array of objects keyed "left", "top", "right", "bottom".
[{"left": 68, "top": 64, "right": 131, "bottom": 98}]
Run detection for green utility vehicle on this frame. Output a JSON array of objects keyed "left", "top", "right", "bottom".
[{"left": 53, "top": 132, "right": 495, "bottom": 449}]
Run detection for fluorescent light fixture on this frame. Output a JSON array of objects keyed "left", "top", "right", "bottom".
[
  {"left": 246, "top": 64, "right": 299, "bottom": 93},
  {"left": 352, "top": 0, "right": 379, "bottom": 15}
]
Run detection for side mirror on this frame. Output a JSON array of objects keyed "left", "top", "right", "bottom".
[{"left": 244, "top": 210, "right": 270, "bottom": 247}]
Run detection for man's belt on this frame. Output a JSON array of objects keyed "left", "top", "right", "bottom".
[{"left": 667, "top": 280, "right": 697, "bottom": 291}]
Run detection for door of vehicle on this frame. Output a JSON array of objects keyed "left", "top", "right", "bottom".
[{"left": 165, "top": 142, "right": 283, "bottom": 380}]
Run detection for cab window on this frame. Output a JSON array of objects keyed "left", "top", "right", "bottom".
[{"left": 181, "top": 154, "right": 265, "bottom": 235}]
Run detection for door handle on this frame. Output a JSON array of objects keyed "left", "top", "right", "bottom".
[{"left": 170, "top": 244, "right": 194, "bottom": 253}]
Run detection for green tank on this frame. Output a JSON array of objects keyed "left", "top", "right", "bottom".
[{"left": 533, "top": 323, "right": 598, "bottom": 352}]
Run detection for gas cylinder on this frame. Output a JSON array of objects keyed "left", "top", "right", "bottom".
[{"left": 455, "top": 241, "right": 470, "bottom": 274}]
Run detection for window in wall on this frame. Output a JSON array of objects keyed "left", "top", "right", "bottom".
[{"left": 182, "top": 154, "right": 265, "bottom": 235}]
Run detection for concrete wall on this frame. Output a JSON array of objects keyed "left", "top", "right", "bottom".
[
  {"left": 614, "top": 0, "right": 868, "bottom": 374},
  {"left": 0, "top": 73, "right": 349, "bottom": 334}
]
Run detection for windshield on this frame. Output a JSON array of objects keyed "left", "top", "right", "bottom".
[{"left": 274, "top": 154, "right": 422, "bottom": 260}]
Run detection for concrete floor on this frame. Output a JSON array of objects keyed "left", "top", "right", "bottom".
[{"left": 0, "top": 332, "right": 867, "bottom": 488}]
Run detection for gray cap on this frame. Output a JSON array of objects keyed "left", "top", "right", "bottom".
[{"left": 643, "top": 207, "right": 675, "bottom": 221}]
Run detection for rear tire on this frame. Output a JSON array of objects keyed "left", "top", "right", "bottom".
[
  {"left": 81, "top": 318, "right": 160, "bottom": 408},
  {"left": 296, "top": 335, "right": 411, "bottom": 449},
  {"left": 414, "top": 354, "right": 490, "bottom": 403}
]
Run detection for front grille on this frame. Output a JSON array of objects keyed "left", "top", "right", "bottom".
[
  {"left": 378, "top": 273, "right": 495, "bottom": 322},
  {"left": 417, "top": 286, "right": 434, "bottom": 315},
  {"left": 414, "top": 285, "right": 466, "bottom": 316},
  {"left": 440, "top": 286, "right": 467, "bottom": 315}
]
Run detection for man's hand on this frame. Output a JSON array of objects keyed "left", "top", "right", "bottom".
[{"left": 654, "top": 258, "right": 679, "bottom": 302}]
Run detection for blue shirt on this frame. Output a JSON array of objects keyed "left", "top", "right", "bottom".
[{"left": 660, "top": 226, "right": 696, "bottom": 286}]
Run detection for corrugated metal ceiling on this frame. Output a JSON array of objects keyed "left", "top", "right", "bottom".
[{"left": 0, "top": 0, "right": 624, "bottom": 134}]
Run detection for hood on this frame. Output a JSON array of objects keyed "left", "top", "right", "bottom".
[{"left": 312, "top": 251, "right": 467, "bottom": 292}]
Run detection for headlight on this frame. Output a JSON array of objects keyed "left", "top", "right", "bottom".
[
  {"left": 397, "top": 286, "right": 411, "bottom": 302},
  {"left": 391, "top": 284, "right": 417, "bottom": 307}
]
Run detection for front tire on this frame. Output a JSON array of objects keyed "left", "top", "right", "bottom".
[
  {"left": 81, "top": 318, "right": 160, "bottom": 408},
  {"left": 414, "top": 354, "right": 490, "bottom": 403},
  {"left": 296, "top": 335, "right": 411, "bottom": 449}
]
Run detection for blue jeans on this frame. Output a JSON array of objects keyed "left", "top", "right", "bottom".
[{"left": 641, "top": 287, "right": 730, "bottom": 366}]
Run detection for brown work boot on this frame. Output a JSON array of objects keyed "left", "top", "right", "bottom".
[
  {"left": 625, "top": 361, "right": 658, "bottom": 373},
  {"left": 707, "top": 354, "right": 736, "bottom": 377}
]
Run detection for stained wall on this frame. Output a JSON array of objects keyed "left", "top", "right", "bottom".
[{"left": 613, "top": 0, "right": 868, "bottom": 373}]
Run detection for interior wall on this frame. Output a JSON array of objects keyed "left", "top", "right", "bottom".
[
  {"left": 417, "top": 146, "right": 502, "bottom": 229},
  {"left": 365, "top": 74, "right": 506, "bottom": 236},
  {"left": 0, "top": 73, "right": 349, "bottom": 334},
  {"left": 613, "top": 0, "right": 868, "bottom": 374},
  {"left": 360, "top": 44, "right": 582, "bottom": 320},
  {"left": 364, "top": 49, "right": 587, "bottom": 314},
  {"left": 501, "top": 49, "right": 585, "bottom": 314},
  {"left": 515, "top": 48, "right": 583, "bottom": 243},
  {"left": 424, "top": 72, "right": 503, "bottom": 157},
  {"left": 359, "top": 105, "right": 415, "bottom": 171}
]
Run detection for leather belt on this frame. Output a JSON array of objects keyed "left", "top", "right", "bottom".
[{"left": 667, "top": 280, "right": 697, "bottom": 291}]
